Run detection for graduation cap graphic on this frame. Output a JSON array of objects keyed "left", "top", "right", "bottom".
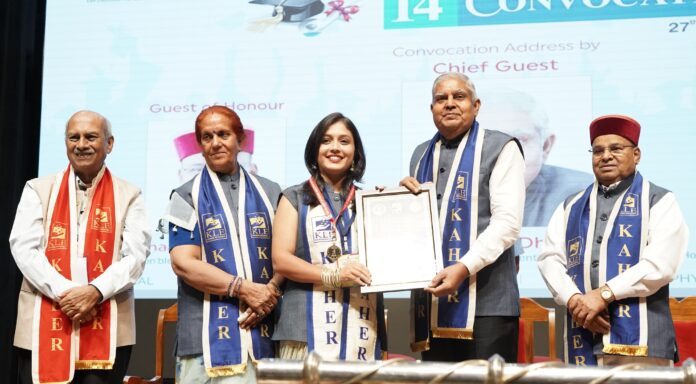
[{"left": 249, "top": 0, "right": 325, "bottom": 22}]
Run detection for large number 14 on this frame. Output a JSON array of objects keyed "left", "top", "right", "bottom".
[{"left": 393, "top": 0, "right": 443, "bottom": 22}]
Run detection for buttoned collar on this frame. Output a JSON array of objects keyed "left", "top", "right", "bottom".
[
  {"left": 599, "top": 172, "right": 635, "bottom": 197},
  {"left": 440, "top": 131, "right": 467, "bottom": 149},
  {"left": 74, "top": 165, "right": 106, "bottom": 191},
  {"left": 217, "top": 167, "right": 240, "bottom": 183}
]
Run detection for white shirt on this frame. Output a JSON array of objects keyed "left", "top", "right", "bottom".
[
  {"left": 9, "top": 176, "right": 151, "bottom": 301},
  {"left": 538, "top": 191, "right": 689, "bottom": 306},
  {"left": 459, "top": 141, "right": 525, "bottom": 275}
]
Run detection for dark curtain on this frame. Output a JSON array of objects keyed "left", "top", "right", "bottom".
[{"left": 0, "top": 0, "right": 46, "bottom": 381}]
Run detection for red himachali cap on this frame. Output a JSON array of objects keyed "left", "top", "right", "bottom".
[
  {"left": 174, "top": 129, "right": 254, "bottom": 161},
  {"left": 589, "top": 114, "right": 641, "bottom": 145},
  {"left": 241, "top": 129, "right": 254, "bottom": 154},
  {"left": 174, "top": 132, "right": 200, "bottom": 161}
]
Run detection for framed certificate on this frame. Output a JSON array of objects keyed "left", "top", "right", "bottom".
[{"left": 355, "top": 185, "right": 443, "bottom": 293}]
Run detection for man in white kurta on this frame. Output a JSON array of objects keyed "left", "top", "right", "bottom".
[
  {"left": 538, "top": 114, "right": 688, "bottom": 366},
  {"left": 10, "top": 110, "right": 150, "bottom": 383}
]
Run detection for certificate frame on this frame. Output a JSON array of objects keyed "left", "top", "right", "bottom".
[{"left": 355, "top": 185, "right": 443, "bottom": 293}]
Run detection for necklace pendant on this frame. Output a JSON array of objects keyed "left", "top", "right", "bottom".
[{"left": 326, "top": 244, "right": 342, "bottom": 263}]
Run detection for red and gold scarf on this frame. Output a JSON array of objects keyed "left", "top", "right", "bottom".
[{"left": 33, "top": 166, "right": 117, "bottom": 383}]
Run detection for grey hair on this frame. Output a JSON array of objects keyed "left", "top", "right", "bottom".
[
  {"left": 65, "top": 110, "right": 113, "bottom": 139},
  {"left": 102, "top": 117, "right": 113, "bottom": 139},
  {"left": 483, "top": 89, "right": 549, "bottom": 140},
  {"left": 431, "top": 73, "right": 479, "bottom": 102}
]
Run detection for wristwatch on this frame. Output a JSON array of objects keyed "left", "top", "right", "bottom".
[{"left": 599, "top": 284, "right": 615, "bottom": 304}]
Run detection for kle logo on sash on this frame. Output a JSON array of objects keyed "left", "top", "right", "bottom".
[
  {"left": 566, "top": 237, "right": 583, "bottom": 268},
  {"left": 620, "top": 194, "right": 639, "bottom": 216},
  {"left": 453, "top": 172, "right": 469, "bottom": 201},
  {"left": 202, "top": 213, "right": 228, "bottom": 243},
  {"left": 312, "top": 217, "right": 333, "bottom": 243},
  {"left": 247, "top": 212, "right": 270, "bottom": 239},
  {"left": 91, "top": 206, "right": 113, "bottom": 232},
  {"left": 47, "top": 222, "right": 68, "bottom": 250}
]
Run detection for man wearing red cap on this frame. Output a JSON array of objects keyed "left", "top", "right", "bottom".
[{"left": 538, "top": 115, "right": 689, "bottom": 366}]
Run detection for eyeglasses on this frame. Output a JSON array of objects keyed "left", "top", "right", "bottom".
[{"left": 589, "top": 144, "right": 635, "bottom": 157}]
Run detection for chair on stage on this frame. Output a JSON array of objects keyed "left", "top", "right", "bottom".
[
  {"left": 517, "top": 298, "right": 557, "bottom": 363},
  {"left": 123, "top": 303, "right": 178, "bottom": 384},
  {"left": 670, "top": 297, "right": 696, "bottom": 366}
]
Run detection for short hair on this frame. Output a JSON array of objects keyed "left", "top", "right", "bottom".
[
  {"left": 65, "top": 110, "right": 113, "bottom": 139},
  {"left": 432, "top": 73, "right": 479, "bottom": 102},
  {"left": 194, "top": 106, "right": 245, "bottom": 144},
  {"left": 302, "top": 112, "right": 366, "bottom": 205},
  {"left": 483, "top": 89, "right": 549, "bottom": 140},
  {"left": 103, "top": 118, "right": 113, "bottom": 139}
]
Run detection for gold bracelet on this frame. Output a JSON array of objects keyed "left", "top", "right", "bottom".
[
  {"left": 269, "top": 281, "right": 282, "bottom": 295},
  {"left": 332, "top": 268, "right": 341, "bottom": 289},
  {"left": 321, "top": 267, "right": 331, "bottom": 289},
  {"left": 227, "top": 277, "right": 237, "bottom": 298},
  {"left": 321, "top": 267, "right": 341, "bottom": 289}
]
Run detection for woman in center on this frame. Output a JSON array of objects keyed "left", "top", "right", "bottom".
[{"left": 272, "top": 112, "right": 387, "bottom": 361}]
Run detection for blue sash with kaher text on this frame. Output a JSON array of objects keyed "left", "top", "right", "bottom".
[
  {"left": 197, "top": 166, "right": 275, "bottom": 376},
  {"left": 565, "top": 172, "right": 648, "bottom": 365},
  {"left": 412, "top": 121, "right": 481, "bottom": 350}
]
